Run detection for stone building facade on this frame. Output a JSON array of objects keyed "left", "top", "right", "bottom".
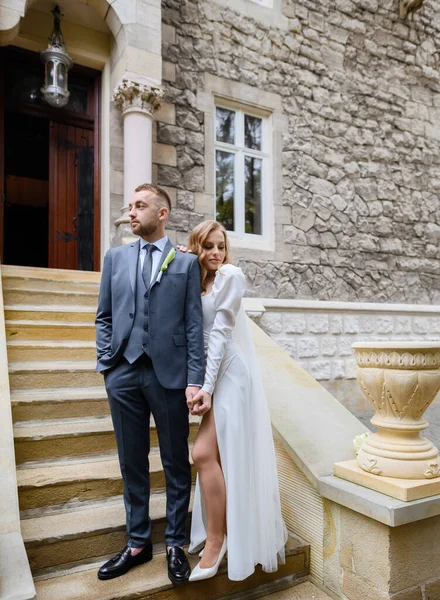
[
  {"left": 154, "top": 0, "right": 440, "bottom": 304},
  {"left": 2, "top": 0, "right": 440, "bottom": 411}
]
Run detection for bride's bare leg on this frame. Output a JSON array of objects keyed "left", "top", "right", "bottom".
[{"left": 191, "top": 404, "right": 226, "bottom": 568}]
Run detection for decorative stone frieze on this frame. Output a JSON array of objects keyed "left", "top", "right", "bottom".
[
  {"left": 355, "top": 348, "right": 440, "bottom": 370},
  {"left": 112, "top": 79, "right": 165, "bottom": 116}
]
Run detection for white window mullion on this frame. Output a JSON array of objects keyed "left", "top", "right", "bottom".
[
  {"left": 236, "top": 111, "right": 245, "bottom": 236},
  {"left": 235, "top": 150, "right": 245, "bottom": 236},
  {"left": 263, "top": 114, "right": 273, "bottom": 241},
  {"left": 261, "top": 157, "right": 267, "bottom": 239},
  {"left": 236, "top": 110, "right": 244, "bottom": 148}
]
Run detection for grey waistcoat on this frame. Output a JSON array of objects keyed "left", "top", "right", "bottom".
[{"left": 123, "top": 262, "right": 150, "bottom": 363}]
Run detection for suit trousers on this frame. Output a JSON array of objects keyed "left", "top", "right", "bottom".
[{"left": 104, "top": 355, "right": 191, "bottom": 548}]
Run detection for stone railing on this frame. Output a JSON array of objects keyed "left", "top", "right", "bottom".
[
  {"left": 0, "top": 265, "right": 35, "bottom": 599},
  {"left": 248, "top": 314, "right": 440, "bottom": 599},
  {"left": 250, "top": 298, "right": 440, "bottom": 416}
]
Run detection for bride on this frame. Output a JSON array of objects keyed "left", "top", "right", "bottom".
[{"left": 180, "top": 220, "right": 287, "bottom": 582}]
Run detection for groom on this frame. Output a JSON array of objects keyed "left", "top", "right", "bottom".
[{"left": 95, "top": 183, "right": 204, "bottom": 583}]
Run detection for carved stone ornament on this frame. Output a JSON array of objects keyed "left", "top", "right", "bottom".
[
  {"left": 112, "top": 79, "right": 165, "bottom": 116},
  {"left": 353, "top": 342, "right": 440, "bottom": 480},
  {"left": 400, "top": 0, "right": 424, "bottom": 19}
]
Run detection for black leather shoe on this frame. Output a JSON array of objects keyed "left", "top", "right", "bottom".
[
  {"left": 167, "top": 546, "right": 190, "bottom": 584},
  {"left": 98, "top": 544, "right": 153, "bottom": 580}
]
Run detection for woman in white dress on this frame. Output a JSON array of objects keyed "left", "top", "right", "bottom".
[{"left": 182, "top": 220, "right": 287, "bottom": 582}]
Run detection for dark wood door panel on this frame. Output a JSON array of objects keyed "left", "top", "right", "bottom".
[
  {"left": 49, "top": 124, "right": 94, "bottom": 270},
  {"left": 6, "top": 175, "right": 48, "bottom": 208}
]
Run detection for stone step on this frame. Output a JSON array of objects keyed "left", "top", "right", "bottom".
[
  {"left": 4, "top": 306, "right": 96, "bottom": 323},
  {"left": 14, "top": 417, "right": 115, "bottom": 464},
  {"left": 1, "top": 265, "right": 100, "bottom": 294},
  {"left": 22, "top": 492, "right": 192, "bottom": 573},
  {"left": 34, "top": 536, "right": 308, "bottom": 600},
  {"left": 17, "top": 453, "right": 196, "bottom": 511},
  {"left": 11, "top": 387, "right": 109, "bottom": 421},
  {"left": 5, "top": 320, "right": 96, "bottom": 341},
  {"left": 14, "top": 415, "right": 200, "bottom": 464},
  {"left": 4, "top": 278, "right": 99, "bottom": 294},
  {"left": 7, "top": 340, "right": 96, "bottom": 362},
  {"left": 8, "top": 361, "right": 102, "bottom": 390},
  {"left": 3, "top": 287, "right": 98, "bottom": 307},
  {"left": 260, "top": 581, "right": 333, "bottom": 599}
]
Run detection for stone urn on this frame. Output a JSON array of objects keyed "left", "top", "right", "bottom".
[{"left": 352, "top": 342, "right": 440, "bottom": 480}]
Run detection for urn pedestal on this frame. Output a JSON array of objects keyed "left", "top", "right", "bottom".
[{"left": 334, "top": 342, "right": 440, "bottom": 501}]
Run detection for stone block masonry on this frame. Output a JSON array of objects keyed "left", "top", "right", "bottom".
[{"left": 160, "top": 0, "right": 440, "bottom": 303}]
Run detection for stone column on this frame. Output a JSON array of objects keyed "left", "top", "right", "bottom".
[{"left": 112, "top": 78, "right": 165, "bottom": 244}]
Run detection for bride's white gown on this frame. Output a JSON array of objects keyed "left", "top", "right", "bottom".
[{"left": 189, "top": 264, "right": 288, "bottom": 581}]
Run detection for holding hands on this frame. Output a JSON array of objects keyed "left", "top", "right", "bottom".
[{"left": 187, "top": 389, "right": 212, "bottom": 416}]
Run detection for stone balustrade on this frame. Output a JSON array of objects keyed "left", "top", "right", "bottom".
[{"left": 250, "top": 298, "right": 440, "bottom": 415}]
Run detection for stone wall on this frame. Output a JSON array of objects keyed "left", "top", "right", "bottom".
[
  {"left": 158, "top": 0, "right": 440, "bottom": 303},
  {"left": 247, "top": 298, "right": 440, "bottom": 415},
  {"left": 328, "top": 503, "right": 440, "bottom": 600}
]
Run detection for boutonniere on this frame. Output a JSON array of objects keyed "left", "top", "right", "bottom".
[{"left": 156, "top": 248, "right": 176, "bottom": 283}]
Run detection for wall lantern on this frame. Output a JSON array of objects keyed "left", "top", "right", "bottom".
[{"left": 40, "top": 5, "right": 73, "bottom": 108}]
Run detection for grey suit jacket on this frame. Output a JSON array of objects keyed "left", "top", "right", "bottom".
[{"left": 95, "top": 238, "right": 205, "bottom": 389}]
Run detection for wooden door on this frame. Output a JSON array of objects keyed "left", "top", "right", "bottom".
[{"left": 49, "top": 122, "right": 94, "bottom": 270}]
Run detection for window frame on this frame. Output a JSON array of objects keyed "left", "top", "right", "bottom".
[{"left": 214, "top": 102, "right": 272, "bottom": 242}]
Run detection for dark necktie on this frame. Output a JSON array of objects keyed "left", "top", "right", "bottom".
[{"left": 142, "top": 244, "right": 157, "bottom": 289}]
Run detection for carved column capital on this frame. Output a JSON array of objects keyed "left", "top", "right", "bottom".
[{"left": 112, "top": 78, "right": 165, "bottom": 116}]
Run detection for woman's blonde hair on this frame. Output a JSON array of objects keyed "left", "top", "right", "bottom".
[{"left": 189, "top": 220, "right": 231, "bottom": 294}]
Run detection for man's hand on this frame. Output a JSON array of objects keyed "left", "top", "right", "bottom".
[
  {"left": 185, "top": 386, "right": 201, "bottom": 411},
  {"left": 190, "top": 389, "right": 212, "bottom": 417}
]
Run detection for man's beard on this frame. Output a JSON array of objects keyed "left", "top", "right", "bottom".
[{"left": 133, "top": 220, "right": 159, "bottom": 237}]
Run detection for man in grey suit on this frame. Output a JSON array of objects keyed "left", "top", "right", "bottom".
[{"left": 95, "top": 183, "right": 204, "bottom": 583}]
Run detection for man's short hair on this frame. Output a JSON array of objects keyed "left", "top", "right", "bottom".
[{"left": 135, "top": 183, "right": 172, "bottom": 212}]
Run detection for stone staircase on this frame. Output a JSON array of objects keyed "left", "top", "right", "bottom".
[{"left": 2, "top": 265, "right": 329, "bottom": 600}]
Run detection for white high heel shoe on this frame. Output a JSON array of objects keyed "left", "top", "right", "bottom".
[{"left": 189, "top": 536, "right": 227, "bottom": 582}]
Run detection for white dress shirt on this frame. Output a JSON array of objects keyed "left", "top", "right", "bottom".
[{"left": 139, "top": 235, "right": 168, "bottom": 284}]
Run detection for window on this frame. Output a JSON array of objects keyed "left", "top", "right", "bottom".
[{"left": 215, "top": 106, "right": 270, "bottom": 239}]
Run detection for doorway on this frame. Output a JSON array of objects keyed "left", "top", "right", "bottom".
[
  {"left": 4, "top": 113, "right": 49, "bottom": 267},
  {"left": 0, "top": 47, "right": 101, "bottom": 271}
]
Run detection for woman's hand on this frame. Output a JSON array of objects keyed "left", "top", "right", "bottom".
[
  {"left": 177, "top": 245, "right": 191, "bottom": 253},
  {"left": 190, "top": 389, "right": 212, "bottom": 416}
]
